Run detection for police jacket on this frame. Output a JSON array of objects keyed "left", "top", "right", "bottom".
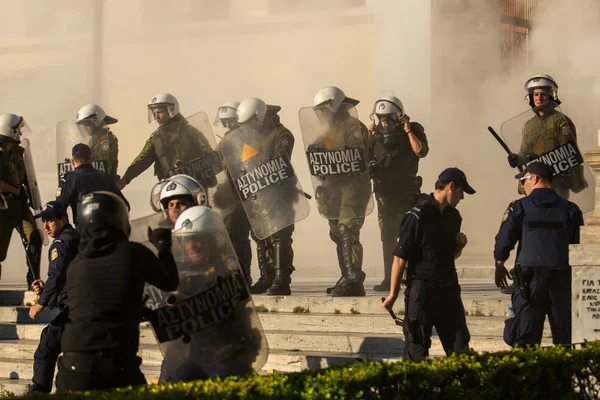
[
  {"left": 61, "top": 227, "right": 179, "bottom": 354},
  {"left": 393, "top": 194, "right": 461, "bottom": 280},
  {"left": 122, "top": 114, "right": 212, "bottom": 183},
  {"left": 38, "top": 224, "right": 80, "bottom": 309},
  {"left": 368, "top": 122, "right": 428, "bottom": 196},
  {"left": 56, "top": 164, "right": 130, "bottom": 223},
  {"left": 494, "top": 187, "right": 583, "bottom": 269}
]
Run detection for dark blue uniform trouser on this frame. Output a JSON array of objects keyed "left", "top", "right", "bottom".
[
  {"left": 504, "top": 269, "right": 571, "bottom": 347},
  {"left": 32, "top": 309, "right": 68, "bottom": 392},
  {"left": 403, "top": 279, "right": 470, "bottom": 360}
]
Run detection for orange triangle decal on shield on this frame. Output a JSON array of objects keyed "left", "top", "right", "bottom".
[
  {"left": 242, "top": 143, "right": 259, "bottom": 162},
  {"left": 325, "top": 136, "right": 334, "bottom": 149}
]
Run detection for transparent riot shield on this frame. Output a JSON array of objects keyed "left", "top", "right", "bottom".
[
  {"left": 20, "top": 138, "right": 48, "bottom": 245},
  {"left": 135, "top": 206, "right": 269, "bottom": 381},
  {"left": 500, "top": 102, "right": 595, "bottom": 213},
  {"left": 162, "top": 112, "right": 235, "bottom": 217},
  {"left": 298, "top": 103, "right": 374, "bottom": 220},
  {"left": 219, "top": 118, "right": 310, "bottom": 239},
  {"left": 56, "top": 120, "right": 109, "bottom": 184}
]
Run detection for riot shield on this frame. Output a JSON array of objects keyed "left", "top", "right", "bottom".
[
  {"left": 20, "top": 138, "right": 48, "bottom": 246},
  {"left": 500, "top": 102, "right": 595, "bottom": 213},
  {"left": 134, "top": 207, "right": 269, "bottom": 381},
  {"left": 56, "top": 120, "right": 109, "bottom": 184},
  {"left": 298, "top": 103, "right": 374, "bottom": 220},
  {"left": 219, "top": 118, "right": 310, "bottom": 240},
  {"left": 164, "top": 112, "right": 235, "bottom": 217}
]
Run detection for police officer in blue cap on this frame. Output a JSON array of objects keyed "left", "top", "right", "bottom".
[
  {"left": 382, "top": 167, "right": 474, "bottom": 359},
  {"left": 494, "top": 161, "right": 583, "bottom": 347},
  {"left": 28, "top": 201, "right": 80, "bottom": 393},
  {"left": 56, "top": 143, "right": 129, "bottom": 224}
]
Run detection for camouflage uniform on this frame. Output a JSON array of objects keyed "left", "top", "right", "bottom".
[
  {"left": 315, "top": 112, "right": 371, "bottom": 297},
  {"left": 516, "top": 109, "right": 579, "bottom": 198},
  {"left": 368, "top": 121, "right": 429, "bottom": 290},
  {"left": 122, "top": 114, "right": 213, "bottom": 186},
  {"left": 0, "top": 144, "right": 41, "bottom": 288},
  {"left": 88, "top": 130, "right": 119, "bottom": 180}
]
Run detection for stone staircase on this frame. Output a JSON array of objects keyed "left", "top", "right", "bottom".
[{"left": 0, "top": 278, "right": 553, "bottom": 396}]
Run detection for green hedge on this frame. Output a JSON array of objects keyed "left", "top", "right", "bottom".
[{"left": 13, "top": 341, "right": 600, "bottom": 399}]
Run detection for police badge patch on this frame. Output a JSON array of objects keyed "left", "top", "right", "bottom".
[
  {"left": 55, "top": 187, "right": 62, "bottom": 198},
  {"left": 51, "top": 248, "right": 59, "bottom": 261},
  {"left": 560, "top": 121, "right": 572, "bottom": 137},
  {"left": 502, "top": 207, "right": 511, "bottom": 222},
  {"left": 101, "top": 141, "right": 110, "bottom": 152},
  {"left": 166, "top": 182, "right": 177, "bottom": 191}
]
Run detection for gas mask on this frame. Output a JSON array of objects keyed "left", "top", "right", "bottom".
[{"left": 375, "top": 115, "right": 400, "bottom": 149}]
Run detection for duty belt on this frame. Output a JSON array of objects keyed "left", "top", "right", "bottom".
[{"left": 411, "top": 275, "right": 458, "bottom": 288}]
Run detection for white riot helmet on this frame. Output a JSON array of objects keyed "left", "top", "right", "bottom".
[
  {"left": 370, "top": 96, "right": 404, "bottom": 121},
  {"left": 150, "top": 174, "right": 207, "bottom": 212},
  {"left": 173, "top": 205, "right": 222, "bottom": 234},
  {"left": 147, "top": 93, "right": 180, "bottom": 123},
  {"left": 236, "top": 97, "right": 267, "bottom": 125},
  {"left": 313, "top": 86, "right": 359, "bottom": 112},
  {"left": 213, "top": 101, "right": 240, "bottom": 126},
  {"left": 172, "top": 205, "right": 230, "bottom": 262},
  {"left": 76, "top": 104, "right": 118, "bottom": 128},
  {"left": 0, "top": 114, "right": 30, "bottom": 144},
  {"left": 525, "top": 74, "right": 559, "bottom": 107}
]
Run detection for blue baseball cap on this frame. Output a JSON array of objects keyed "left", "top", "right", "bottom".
[
  {"left": 34, "top": 201, "right": 68, "bottom": 219},
  {"left": 438, "top": 167, "right": 476, "bottom": 195},
  {"left": 72, "top": 143, "right": 92, "bottom": 158}
]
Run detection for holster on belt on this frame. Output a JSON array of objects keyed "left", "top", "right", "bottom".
[{"left": 512, "top": 265, "right": 533, "bottom": 301}]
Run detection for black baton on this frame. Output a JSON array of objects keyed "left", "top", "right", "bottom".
[
  {"left": 488, "top": 126, "right": 525, "bottom": 172},
  {"left": 381, "top": 297, "right": 403, "bottom": 325}
]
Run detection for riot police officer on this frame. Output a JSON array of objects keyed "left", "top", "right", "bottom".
[
  {"left": 153, "top": 174, "right": 206, "bottom": 227},
  {"left": 214, "top": 101, "right": 253, "bottom": 285},
  {"left": 154, "top": 205, "right": 267, "bottom": 382},
  {"left": 368, "top": 96, "right": 429, "bottom": 292},
  {"left": 0, "top": 113, "right": 42, "bottom": 289},
  {"left": 56, "top": 191, "right": 179, "bottom": 392},
  {"left": 28, "top": 201, "right": 80, "bottom": 393},
  {"left": 56, "top": 143, "right": 129, "bottom": 225},
  {"left": 381, "top": 167, "right": 475, "bottom": 360},
  {"left": 234, "top": 98, "right": 297, "bottom": 296},
  {"left": 117, "top": 93, "right": 213, "bottom": 190},
  {"left": 494, "top": 162, "right": 583, "bottom": 347},
  {"left": 507, "top": 74, "right": 580, "bottom": 198},
  {"left": 75, "top": 104, "right": 120, "bottom": 180},
  {"left": 310, "top": 86, "right": 371, "bottom": 297}
]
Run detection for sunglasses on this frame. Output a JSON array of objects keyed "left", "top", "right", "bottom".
[{"left": 519, "top": 175, "right": 534, "bottom": 182}]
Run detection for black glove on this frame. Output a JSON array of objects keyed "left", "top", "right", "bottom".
[
  {"left": 148, "top": 227, "right": 172, "bottom": 251},
  {"left": 507, "top": 153, "right": 519, "bottom": 168},
  {"left": 368, "top": 161, "right": 380, "bottom": 178}
]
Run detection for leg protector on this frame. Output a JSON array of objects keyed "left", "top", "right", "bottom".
[{"left": 250, "top": 239, "right": 274, "bottom": 294}]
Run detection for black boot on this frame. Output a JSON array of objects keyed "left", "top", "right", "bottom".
[
  {"left": 250, "top": 241, "right": 274, "bottom": 294},
  {"left": 326, "top": 241, "right": 347, "bottom": 295},
  {"left": 266, "top": 241, "right": 294, "bottom": 296},
  {"left": 330, "top": 225, "right": 365, "bottom": 297}
]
